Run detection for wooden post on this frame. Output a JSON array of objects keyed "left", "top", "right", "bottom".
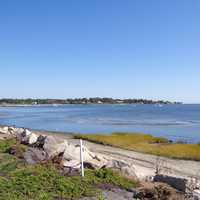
[{"left": 80, "top": 139, "right": 84, "bottom": 177}]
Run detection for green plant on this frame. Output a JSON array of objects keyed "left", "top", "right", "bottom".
[
  {"left": 0, "top": 158, "right": 137, "bottom": 200},
  {"left": 98, "top": 193, "right": 106, "bottom": 200},
  {"left": 0, "top": 138, "right": 18, "bottom": 153}
]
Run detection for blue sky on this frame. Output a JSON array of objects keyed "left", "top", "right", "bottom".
[{"left": 0, "top": 0, "right": 200, "bottom": 103}]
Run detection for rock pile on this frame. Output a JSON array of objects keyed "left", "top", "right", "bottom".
[{"left": 0, "top": 126, "right": 136, "bottom": 178}]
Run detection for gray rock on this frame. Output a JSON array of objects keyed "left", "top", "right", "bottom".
[
  {"left": 28, "top": 133, "right": 38, "bottom": 144},
  {"left": 154, "top": 174, "right": 187, "bottom": 192},
  {"left": 62, "top": 143, "right": 95, "bottom": 161},
  {"left": 80, "top": 188, "right": 134, "bottom": 200},
  {"left": 8, "top": 127, "right": 18, "bottom": 135},
  {"left": 193, "top": 190, "right": 200, "bottom": 200},
  {"left": 24, "top": 148, "right": 47, "bottom": 164},
  {"left": 21, "top": 132, "right": 38, "bottom": 145},
  {"left": 0, "top": 126, "right": 38, "bottom": 144},
  {"left": 103, "top": 188, "right": 134, "bottom": 200},
  {"left": 7, "top": 126, "right": 25, "bottom": 136},
  {"left": 62, "top": 143, "right": 102, "bottom": 169},
  {"left": 15, "top": 128, "right": 26, "bottom": 138},
  {"left": 62, "top": 160, "right": 81, "bottom": 168},
  {"left": 32, "top": 135, "right": 46, "bottom": 148},
  {"left": 60, "top": 141, "right": 108, "bottom": 170},
  {"left": 0, "top": 126, "right": 9, "bottom": 134},
  {"left": 43, "top": 136, "right": 68, "bottom": 158},
  {"left": 84, "top": 154, "right": 108, "bottom": 169},
  {"left": 62, "top": 167, "right": 80, "bottom": 176},
  {"left": 105, "top": 160, "right": 137, "bottom": 179}
]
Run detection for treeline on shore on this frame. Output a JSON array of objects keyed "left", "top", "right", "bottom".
[{"left": 0, "top": 98, "right": 181, "bottom": 105}]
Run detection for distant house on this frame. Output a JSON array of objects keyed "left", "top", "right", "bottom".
[{"left": 116, "top": 100, "right": 124, "bottom": 104}]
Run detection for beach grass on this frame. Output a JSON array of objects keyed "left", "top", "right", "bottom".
[{"left": 74, "top": 132, "right": 200, "bottom": 161}]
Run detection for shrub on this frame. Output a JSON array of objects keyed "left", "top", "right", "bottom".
[
  {"left": 0, "top": 138, "right": 18, "bottom": 153},
  {"left": 0, "top": 162, "right": 137, "bottom": 200}
]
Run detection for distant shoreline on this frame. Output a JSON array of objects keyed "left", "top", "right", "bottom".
[
  {"left": 0, "top": 103, "right": 182, "bottom": 107},
  {"left": 0, "top": 98, "right": 182, "bottom": 106}
]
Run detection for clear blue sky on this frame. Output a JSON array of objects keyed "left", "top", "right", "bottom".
[{"left": 0, "top": 0, "right": 200, "bottom": 103}]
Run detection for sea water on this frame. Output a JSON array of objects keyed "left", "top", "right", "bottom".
[{"left": 0, "top": 104, "right": 200, "bottom": 143}]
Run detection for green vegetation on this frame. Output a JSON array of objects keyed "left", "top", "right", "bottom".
[
  {"left": 0, "top": 138, "right": 18, "bottom": 153},
  {"left": 0, "top": 139, "right": 137, "bottom": 200},
  {"left": 0, "top": 138, "right": 27, "bottom": 158},
  {"left": 0, "top": 97, "right": 179, "bottom": 105},
  {"left": 74, "top": 132, "right": 200, "bottom": 161}
]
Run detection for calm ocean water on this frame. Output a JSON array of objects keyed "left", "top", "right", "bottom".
[{"left": 0, "top": 104, "right": 200, "bottom": 142}]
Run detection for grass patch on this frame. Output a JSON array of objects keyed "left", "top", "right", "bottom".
[
  {"left": 0, "top": 164, "right": 137, "bottom": 200},
  {"left": 74, "top": 133, "right": 200, "bottom": 161},
  {"left": 0, "top": 154, "right": 25, "bottom": 176},
  {"left": 0, "top": 138, "right": 18, "bottom": 153}
]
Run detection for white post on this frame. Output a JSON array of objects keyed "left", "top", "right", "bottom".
[{"left": 80, "top": 139, "right": 84, "bottom": 177}]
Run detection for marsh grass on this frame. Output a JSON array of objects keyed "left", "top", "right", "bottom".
[{"left": 74, "top": 133, "right": 200, "bottom": 161}]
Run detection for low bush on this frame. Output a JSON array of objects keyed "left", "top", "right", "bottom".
[
  {"left": 0, "top": 138, "right": 18, "bottom": 153},
  {"left": 0, "top": 150, "right": 137, "bottom": 200}
]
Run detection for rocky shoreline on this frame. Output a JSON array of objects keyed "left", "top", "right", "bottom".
[
  {"left": 0, "top": 125, "right": 200, "bottom": 199},
  {"left": 0, "top": 126, "right": 137, "bottom": 179}
]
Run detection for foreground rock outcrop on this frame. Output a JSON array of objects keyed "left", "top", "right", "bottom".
[
  {"left": 0, "top": 125, "right": 200, "bottom": 199},
  {"left": 0, "top": 126, "right": 135, "bottom": 178}
]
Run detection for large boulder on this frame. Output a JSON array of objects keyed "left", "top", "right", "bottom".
[
  {"left": 62, "top": 144, "right": 108, "bottom": 169},
  {"left": 43, "top": 136, "right": 68, "bottom": 158},
  {"left": 20, "top": 130, "right": 38, "bottom": 145},
  {"left": 5, "top": 127, "right": 28, "bottom": 140},
  {"left": 0, "top": 126, "right": 9, "bottom": 134},
  {"left": 105, "top": 160, "right": 137, "bottom": 179},
  {"left": 61, "top": 143, "right": 97, "bottom": 168},
  {"left": 16, "top": 128, "right": 26, "bottom": 135},
  {"left": 62, "top": 143, "right": 95, "bottom": 161},
  {"left": 32, "top": 135, "right": 46, "bottom": 148},
  {"left": 29, "top": 133, "right": 38, "bottom": 144},
  {"left": 8, "top": 127, "right": 25, "bottom": 136},
  {"left": 62, "top": 160, "right": 81, "bottom": 169},
  {"left": 24, "top": 148, "right": 47, "bottom": 164},
  {"left": 193, "top": 190, "right": 200, "bottom": 200},
  {"left": 153, "top": 174, "right": 187, "bottom": 192},
  {"left": 84, "top": 154, "right": 108, "bottom": 169}
]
